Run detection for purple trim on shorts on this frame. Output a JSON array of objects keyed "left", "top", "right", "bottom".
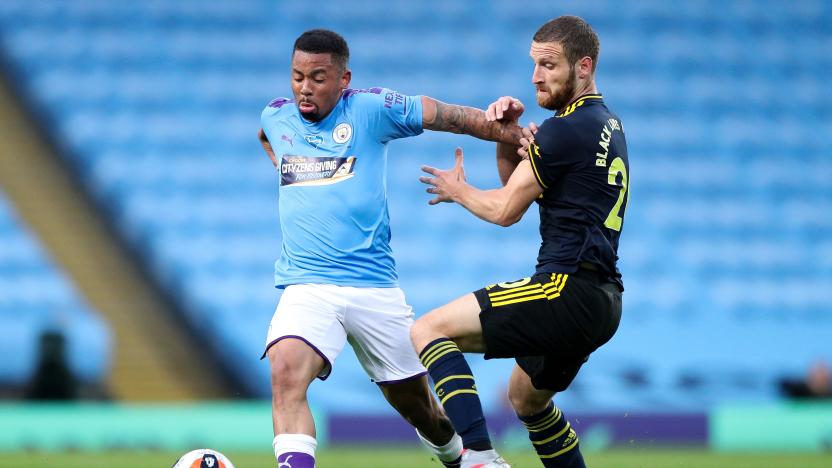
[
  {"left": 261, "top": 335, "right": 332, "bottom": 381},
  {"left": 374, "top": 371, "right": 427, "bottom": 386}
]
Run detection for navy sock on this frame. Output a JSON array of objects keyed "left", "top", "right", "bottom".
[
  {"left": 420, "top": 338, "right": 492, "bottom": 451},
  {"left": 519, "top": 401, "right": 585, "bottom": 467}
]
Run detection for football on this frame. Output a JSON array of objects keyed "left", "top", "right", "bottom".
[{"left": 171, "top": 449, "right": 235, "bottom": 468}]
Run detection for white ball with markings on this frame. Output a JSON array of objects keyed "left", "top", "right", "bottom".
[{"left": 172, "top": 449, "right": 235, "bottom": 468}]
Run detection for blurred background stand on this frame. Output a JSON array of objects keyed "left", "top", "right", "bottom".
[
  {"left": 779, "top": 360, "right": 832, "bottom": 400},
  {"left": 25, "top": 330, "right": 78, "bottom": 400}
]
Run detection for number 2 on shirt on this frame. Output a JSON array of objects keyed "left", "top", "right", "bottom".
[{"left": 604, "top": 157, "right": 628, "bottom": 231}]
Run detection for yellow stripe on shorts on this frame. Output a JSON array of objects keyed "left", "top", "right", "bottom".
[{"left": 491, "top": 293, "right": 548, "bottom": 307}]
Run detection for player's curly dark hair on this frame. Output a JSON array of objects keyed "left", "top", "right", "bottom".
[
  {"left": 293, "top": 29, "right": 350, "bottom": 70},
  {"left": 534, "top": 16, "right": 599, "bottom": 72}
]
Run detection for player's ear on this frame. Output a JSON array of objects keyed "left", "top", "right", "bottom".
[
  {"left": 340, "top": 68, "right": 352, "bottom": 89},
  {"left": 577, "top": 56, "right": 593, "bottom": 79}
]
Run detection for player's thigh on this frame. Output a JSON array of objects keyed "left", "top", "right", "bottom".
[
  {"left": 475, "top": 273, "right": 564, "bottom": 358},
  {"left": 343, "top": 287, "right": 428, "bottom": 383},
  {"left": 412, "top": 293, "right": 485, "bottom": 353},
  {"left": 266, "top": 338, "right": 326, "bottom": 391},
  {"left": 263, "top": 284, "right": 348, "bottom": 380}
]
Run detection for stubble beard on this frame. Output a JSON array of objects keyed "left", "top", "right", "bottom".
[{"left": 538, "top": 66, "right": 577, "bottom": 112}]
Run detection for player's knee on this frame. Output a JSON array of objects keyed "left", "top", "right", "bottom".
[
  {"left": 270, "top": 358, "right": 305, "bottom": 393},
  {"left": 410, "top": 317, "right": 433, "bottom": 353},
  {"left": 507, "top": 384, "right": 548, "bottom": 417},
  {"left": 268, "top": 344, "right": 317, "bottom": 395}
]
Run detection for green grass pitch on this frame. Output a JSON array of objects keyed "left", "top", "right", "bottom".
[{"left": 3, "top": 448, "right": 831, "bottom": 467}]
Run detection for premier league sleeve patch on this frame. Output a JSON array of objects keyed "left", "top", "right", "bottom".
[{"left": 280, "top": 155, "right": 357, "bottom": 186}]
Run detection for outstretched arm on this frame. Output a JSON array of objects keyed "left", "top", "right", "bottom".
[
  {"left": 421, "top": 96, "right": 523, "bottom": 146},
  {"left": 420, "top": 148, "right": 543, "bottom": 227}
]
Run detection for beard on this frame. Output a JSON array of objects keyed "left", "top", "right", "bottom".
[
  {"left": 299, "top": 110, "right": 321, "bottom": 121},
  {"left": 537, "top": 66, "right": 577, "bottom": 112},
  {"left": 297, "top": 100, "right": 322, "bottom": 121}
]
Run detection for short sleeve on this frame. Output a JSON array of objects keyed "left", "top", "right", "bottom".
[
  {"left": 350, "top": 87, "right": 423, "bottom": 142},
  {"left": 528, "top": 117, "right": 583, "bottom": 188},
  {"left": 261, "top": 97, "right": 293, "bottom": 125}
]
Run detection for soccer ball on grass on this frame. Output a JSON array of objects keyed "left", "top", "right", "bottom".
[{"left": 172, "top": 448, "right": 235, "bottom": 468}]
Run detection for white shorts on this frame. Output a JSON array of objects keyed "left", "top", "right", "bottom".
[{"left": 263, "top": 284, "right": 426, "bottom": 384}]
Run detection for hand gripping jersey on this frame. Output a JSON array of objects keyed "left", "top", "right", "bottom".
[
  {"left": 261, "top": 88, "right": 423, "bottom": 288},
  {"left": 527, "top": 94, "right": 629, "bottom": 289}
]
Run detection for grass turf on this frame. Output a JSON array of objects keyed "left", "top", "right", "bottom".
[{"left": 2, "top": 448, "right": 831, "bottom": 467}]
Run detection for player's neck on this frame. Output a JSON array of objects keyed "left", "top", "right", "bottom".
[
  {"left": 572, "top": 80, "right": 598, "bottom": 101},
  {"left": 560, "top": 80, "right": 598, "bottom": 113}
]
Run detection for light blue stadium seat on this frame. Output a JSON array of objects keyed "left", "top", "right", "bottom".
[{"left": 0, "top": 315, "right": 40, "bottom": 385}]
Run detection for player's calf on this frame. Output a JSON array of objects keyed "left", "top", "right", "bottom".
[
  {"left": 378, "top": 376, "right": 462, "bottom": 466},
  {"left": 417, "top": 337, "right": 493, "bottom": 452},
  {"left": 517, "top": 401, "right": 585, "bottom": 468}
]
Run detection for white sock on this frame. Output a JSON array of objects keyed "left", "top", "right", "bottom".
[
  {"left": 416, "top": 429, "right": 463, "bottom": 462},
  {"left": 273, "top": 433, "right": 317, "bottom": 461}
]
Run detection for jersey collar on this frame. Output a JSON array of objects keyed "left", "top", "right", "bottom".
[
  {"left": 298, "top": 97, "right": 344, "bottom": 128},
  {"left": 556, "top": 93, "right": 603, "bottom": 118}
]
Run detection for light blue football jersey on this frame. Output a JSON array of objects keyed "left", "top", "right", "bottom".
[{"left": 261, "top": 87, "right": 423, "bottom": 288}]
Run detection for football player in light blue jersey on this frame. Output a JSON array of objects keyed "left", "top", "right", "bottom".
[{"left": 258, "top": 30, "right": 522, "bottom": 468}]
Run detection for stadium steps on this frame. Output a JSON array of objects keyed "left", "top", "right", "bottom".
[{"left": 0, "top": 72, "right": 231, "bottom": 401}]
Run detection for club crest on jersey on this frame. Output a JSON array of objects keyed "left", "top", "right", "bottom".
[
  {"left": 332, "top": 123, "right": 352, "bottom": 144},
  {"left": 280, "top": 155, "right": 357, "bottom": 187}
]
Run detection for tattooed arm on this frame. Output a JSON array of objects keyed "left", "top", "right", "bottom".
[{"left": 421, "top": 96, "right": 523, "bottom": 146}]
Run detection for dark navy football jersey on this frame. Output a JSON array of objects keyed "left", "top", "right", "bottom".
[{"left": 527, "top": 94, "right": 629, "bottom": 288}]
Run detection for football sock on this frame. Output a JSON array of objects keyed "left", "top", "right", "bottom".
[
  {"left": 419, "top": 338, "right": 492, "bottom": 451},
  {"left": 273, "top": 433, "right": 316, "bottom": 468},
  {"left": 518, "top": 401, "right": 585, "bottom": 468},
  {"left": 416, "top": 429, "right": 463, "bottom": 467}
]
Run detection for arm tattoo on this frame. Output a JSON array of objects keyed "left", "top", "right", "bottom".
[{"left": 426, "top": 100, "right": 524, "bottom": 145}]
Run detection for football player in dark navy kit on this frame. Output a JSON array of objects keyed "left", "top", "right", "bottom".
[{"left": 411, "top": 16, "right": 628, "bottom": 468}]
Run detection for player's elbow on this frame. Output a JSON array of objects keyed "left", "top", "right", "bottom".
[
  {"left": 495, "top": 216, "right": 521, "bottom": 227},
  {"left": 490, "top": 198, "right": 523, "bottom": 226},
  {"left": 494, "top": 209, "right": 522, "bottom": 227}
]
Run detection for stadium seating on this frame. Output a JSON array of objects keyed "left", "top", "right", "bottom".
[
  {"left": 0, "top": 192, "right": 110, "bottom": 388},
  {"left": 0, "top": 0, "right": 829, "bottom": 411}
]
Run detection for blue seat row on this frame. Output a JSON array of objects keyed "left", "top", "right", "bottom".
[{"left": 0, "top": 194, "right": 111, "bottom": 385}]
